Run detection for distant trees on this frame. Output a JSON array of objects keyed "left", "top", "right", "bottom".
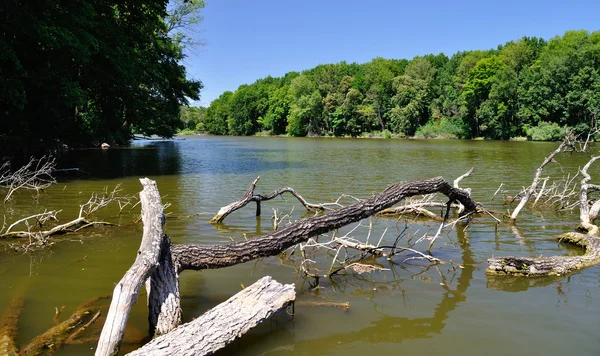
[
  {"left": 0, "top": 0, "right": 202, "bottom": 155},
  {"left": 200, "top": 30, "right": 600, "bottom": 140}
]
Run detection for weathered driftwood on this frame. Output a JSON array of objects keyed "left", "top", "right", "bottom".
[
  {"left": 127, "top": 276, "right": 295, "bottom": 356},
  {"left": 209, "top": 176, "right": 327, "bottom": 223},
  {"left": 488, "top": 155, "right": 600, "bottom": 276},
  {"left": 96, "top": 178, "right": 171, "bottom": 356},
  {"left": 174, "top": 177, "right": 477, "bottom": 272},
  {"left": 377, "top": 203, "right": 445, "bottom": 220},
  {"left": 0, "top": 297, "right": 23, "bottom": 356},
  {"left": 97, "top": 176, "right": 476, "bottom": 355},
  {"left": 577, "top": 156, "right": 600, "bottom": 235},
  {"left": 487, "top": 232, "right": 600, "bottom": 276},
  {"left": 509, "top": 133, "right": 573, "bottom": 222}
]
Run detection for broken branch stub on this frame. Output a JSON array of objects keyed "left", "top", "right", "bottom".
[
  {"left": 209, "top": 176, "right": 327, "bottom": 223},
  {"left": 127, "top": 276, "right": 295, "bottom": 356},
  {"left": 174, "top": 176, "right": 477, "bottom": 272}
]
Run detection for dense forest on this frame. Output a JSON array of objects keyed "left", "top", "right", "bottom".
[
  {"left": 189, "top": 30, "right": 599, "bottom": 140},
  {"left": 0, "top": 0, "right": 204, "bottom": 156}
]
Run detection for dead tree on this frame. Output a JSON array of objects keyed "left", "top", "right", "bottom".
[
  {"left": 209, "top": 176, "right": 331, "bottom": 223},
  {"left": 488, "top": 155, "right": 600, "bottom": 276},
  {"left": 0, "top": 185, "right": 132, "bottom": 250},
  {"left": 0, "top": 156, "right": 56, "bottom": 203},
  {"left": 509, "top": 132, "right": 574, "bottom": 222},
  {"left": 96, "top": 176, "right": 478, "bottom": 355}
]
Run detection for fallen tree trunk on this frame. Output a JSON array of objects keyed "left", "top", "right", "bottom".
[
  {"left": 487, "top": 232, "right": 600, "bottom": 276},
  {"left": 98, "top": 176, "right": 477, "bottom": 355},
  {"left": 0, "top": 297, "right": 23, "bottom": 356},
  {"left": 173, "top": 177, "right": 477, "bottom": 272},
  {"left": 209, "top": 176, "right": 327, "bottom": 223},
  {"left": 21, "top": 296, "right": 107, "bottom": 355},
  {"left": 96, "top": 178, "right": 173, "bottom": 356},
  {"left": 488, "top": 154, "right": 600, "bottom": 276},
  {"left": 127, "top": 276, "right": 295, "bottom": 356}
]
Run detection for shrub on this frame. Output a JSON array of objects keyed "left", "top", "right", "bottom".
[
  {"left": 415, "top": 118, "right": 467, "bottom": 139},
  {"left": 524, "top": 122, "right": 569, "bottom": 141}
]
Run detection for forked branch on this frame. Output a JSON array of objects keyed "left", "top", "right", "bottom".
[{"left": 210, "top": 177, "right": 338, "bottom": 223}]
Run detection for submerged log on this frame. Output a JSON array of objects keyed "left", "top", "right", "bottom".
[
  {"left": 487, "top": 232, "right": 600, "bottom": 276},
  {"left": 127, "top": 276, "right": 295, "bottom": 356},
  {"left": 21, "top": 296, "right": 107, "bottom": 355},
  {"left": 174, "top": 176, "right": 477, "bottom": 271},
  {"left": 0, "top": 297, "right": 24, "bottom": 356}
]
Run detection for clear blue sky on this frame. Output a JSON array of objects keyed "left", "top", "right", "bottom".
[{"left": 184, "top": 0, "right": 600, "bottom": 106}]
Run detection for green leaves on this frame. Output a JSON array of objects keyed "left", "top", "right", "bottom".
[
  {"left": 1, "top": 0, "right": 202, "bottom": 154},
  {"left": 199, "top": 30, "right": 599, "bottom": 141}
]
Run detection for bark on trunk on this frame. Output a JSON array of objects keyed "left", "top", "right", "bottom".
[
  {"left": 486, "top": 232, "right": 600, "bottom": 276},
  {"left": 174, "top": 177, "right": 477, "bottom": 272},
  {"left": 96, "top": 178, "right": 168, "bottom": 356},
  {"left": 0, "top": 297, "right": 23, "bottom": 356},
  {"left": 489, "top": 153, "right": 600, "bottom": 277},
  {"left": 126, "top": 276, "right": 295, "bottom": 356},
  {"left": 146, "top": 234, "right": 181, "bottom": 337}
]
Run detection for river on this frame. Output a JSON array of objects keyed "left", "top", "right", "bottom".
[{"left": 1, "top": 136, "right": 598, "bottom": 355}]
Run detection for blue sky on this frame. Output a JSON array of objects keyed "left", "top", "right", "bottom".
[{"left": 184, "top": 0, "right": 600, "bottom": 106}]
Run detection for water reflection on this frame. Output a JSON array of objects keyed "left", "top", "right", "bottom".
[
  {"left": 221, "top": 223, "right": 475, "bottom": 354},
  {"left": 57, "top": 138, "right": 306, "bottom": 179}
]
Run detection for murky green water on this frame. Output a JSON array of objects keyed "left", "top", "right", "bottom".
[{"left": 1, "top": 136, "right": 599, "bottom": 355}]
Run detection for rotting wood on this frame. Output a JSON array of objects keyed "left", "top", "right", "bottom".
[
  {"left": 126, "top": 276, "right": 295, "bottom": 356},
  {"left": 509, "top": 132, "right": 573, "bottom": 222},
  {"left": 96, "top": 176, "right": 476, "bottom": 355},
  {"left": 209, "top": 176, "right": 330, "bottom": 223},
  {"left": 0, "top": 297, "right": 24, "bottom": 356},
  {"left": 488, "top": 154, "right": 600, "bottom": 276},
  {"left": 487, "top": 232, "right": 600, "bottom": 276},
  {"left": 95, "top": 178, "right": 168, "bottom": 356},
  {"left": 21, "top": 296, "right": 108, "bottom": 355},
  {"left": 174, "top": 176, "right": 477, "bottom": 272}
]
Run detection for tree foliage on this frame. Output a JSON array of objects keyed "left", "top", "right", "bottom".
[
  {"left": 202, "top": 30, "right": 599, "bottom": 141},
  {"left": 0, "top": 0, "right": 202, "bottom": 155}
]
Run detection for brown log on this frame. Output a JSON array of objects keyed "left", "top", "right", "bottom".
[
  {"left": 21, "top": 296, "right": 107, "bottom": 355},
  {"left": 126, "top": 276, "right": 295, "bottom": 356},
  {"left": 486, "top": 232, "right": 600, "bottom": 276},
  {"left": 0, "top": 297, "right": 23, "bottom": 356},
  {"left": 209, "top": 176, "right": 327, "bottom": 223},
  {"left": 96, "top": 178, "right": 170, "bottom": 356},
  {"left": 174, "top": 177, "right": 477, "bottom": 272},
  {"left": 489, "top": 154, "right": 600, "bottom": 277}
]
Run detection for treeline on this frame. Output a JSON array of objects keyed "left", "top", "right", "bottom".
[
  {"left": 197, "top": 30, "right": 599, "bottom": 140},
  {"left": 0, "top": 0, "right": 203, "bottom": 156}
]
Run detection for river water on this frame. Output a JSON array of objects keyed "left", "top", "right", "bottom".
[{"left": 0, "top": 136, "right": 598, "bottom": 355}]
